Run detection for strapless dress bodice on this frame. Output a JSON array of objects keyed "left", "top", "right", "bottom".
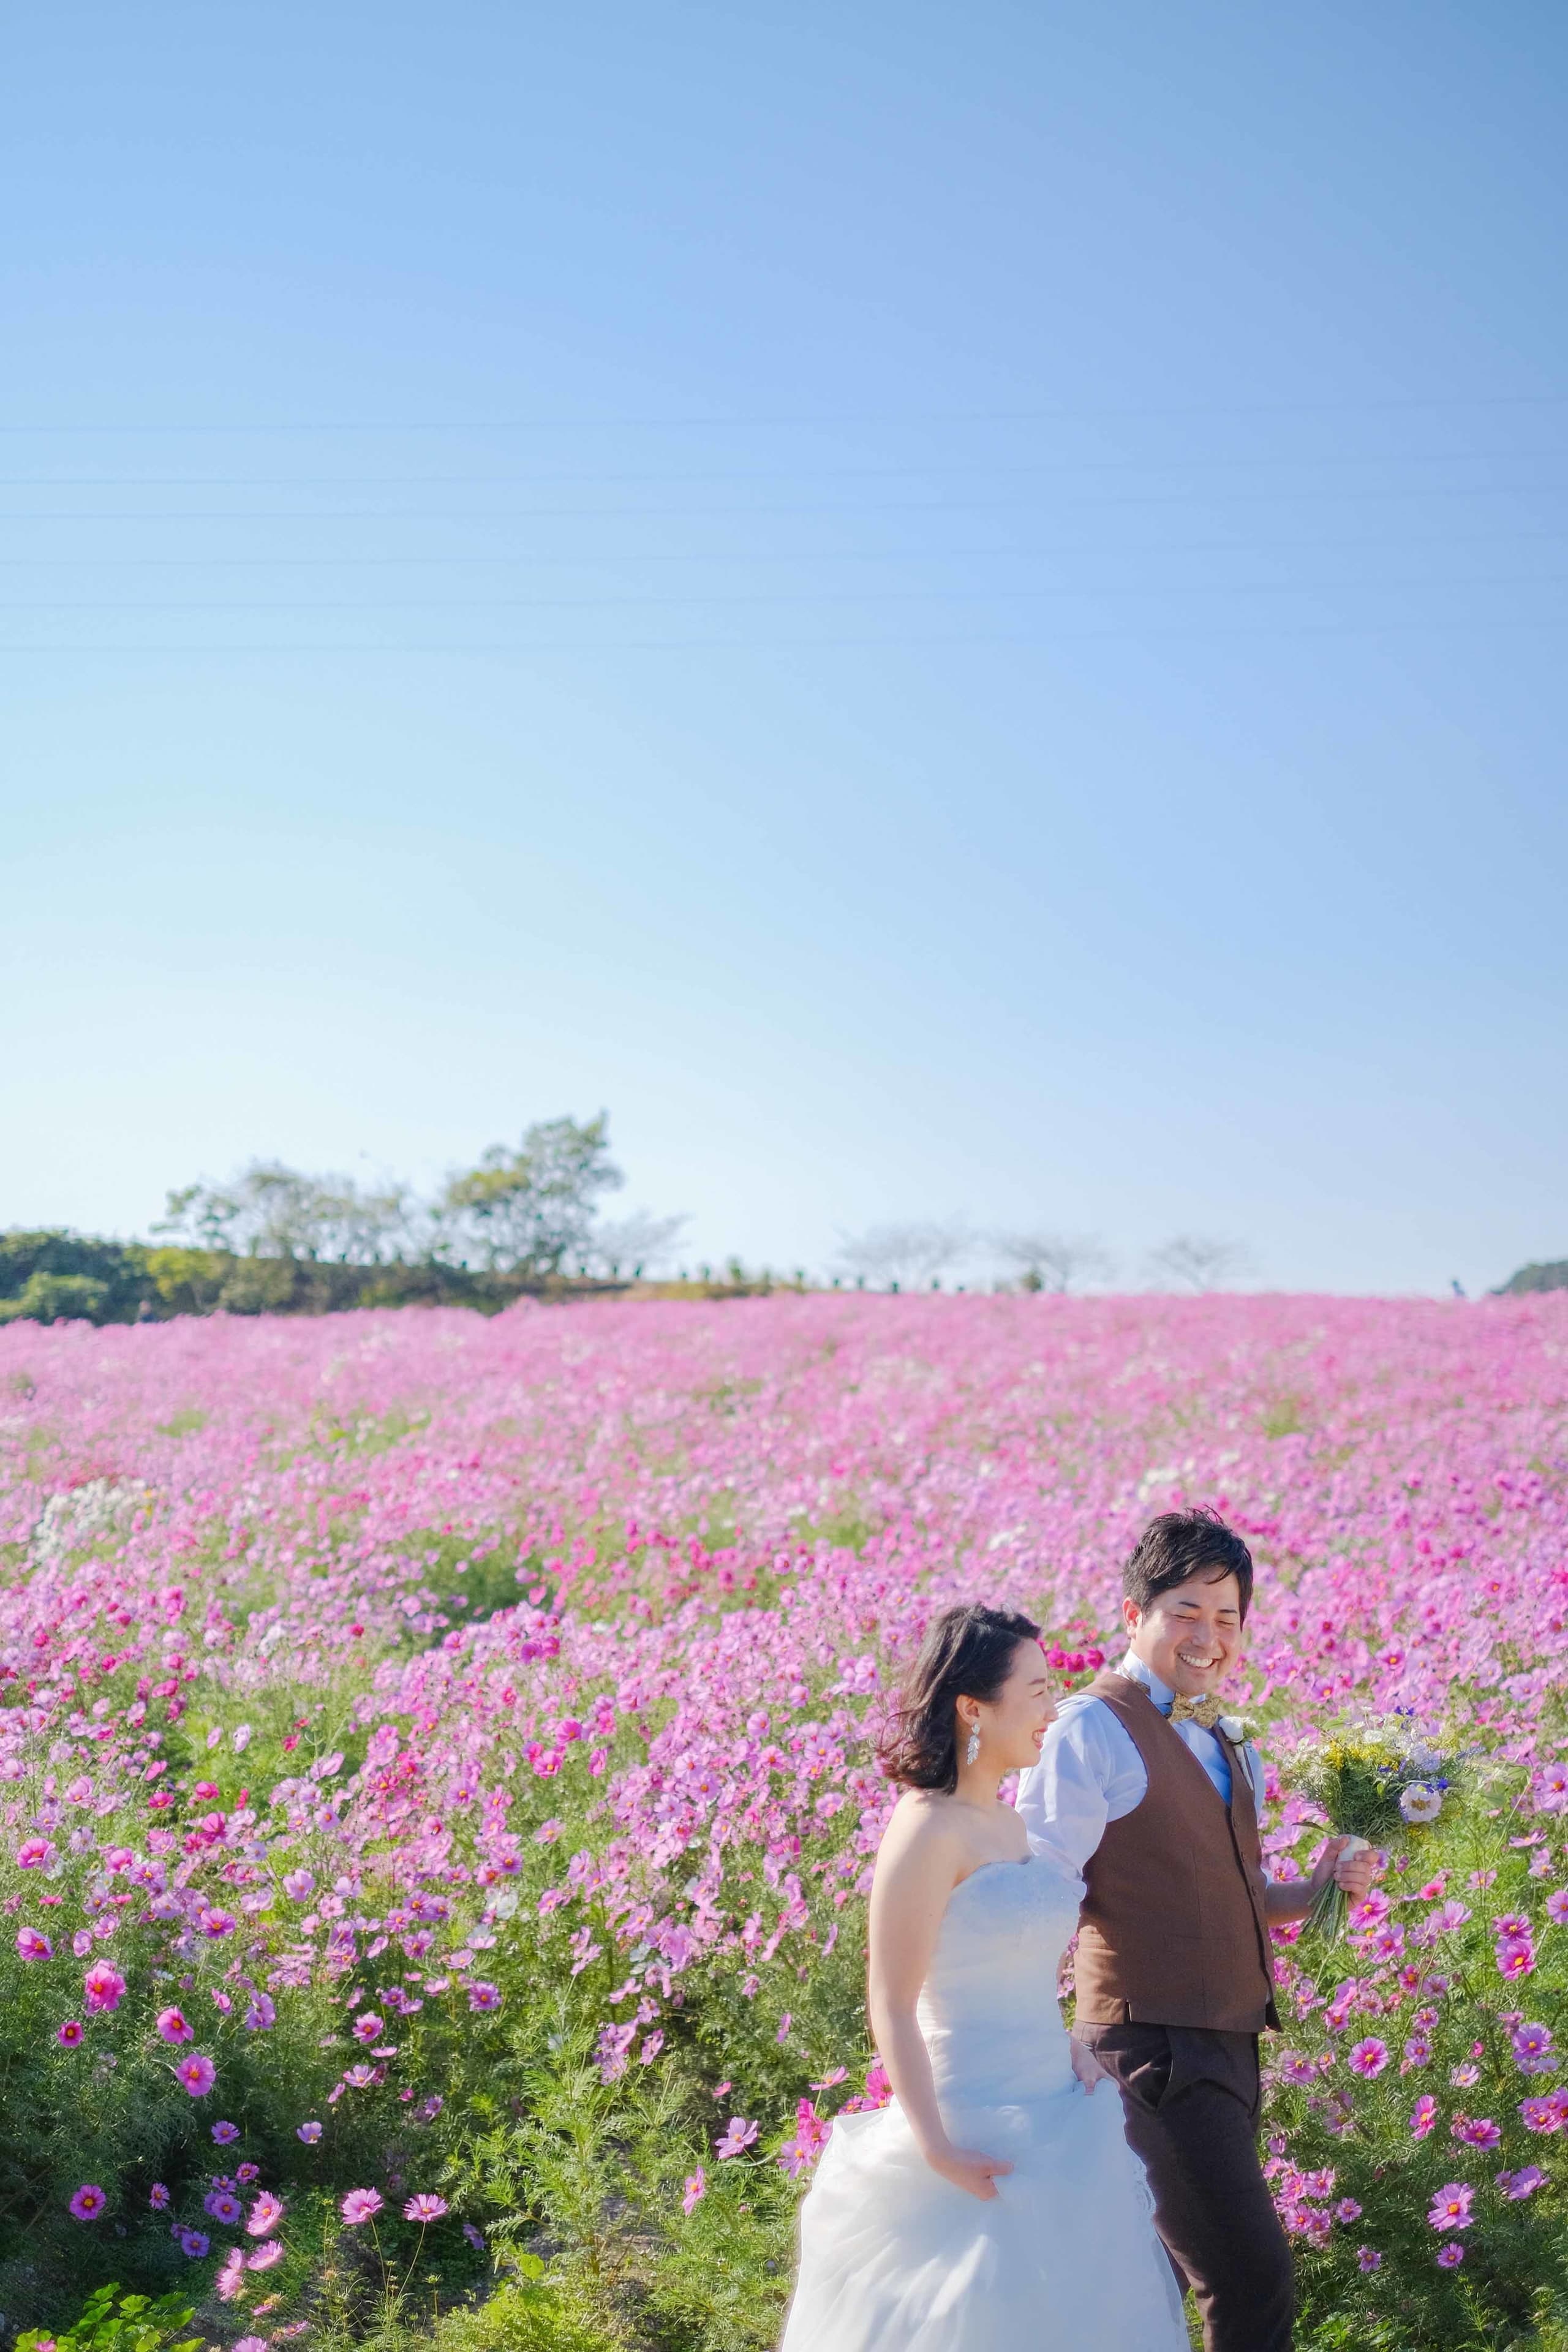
[{"left": 916, "top": 1855, "right": 1082, "bottom": 2108}]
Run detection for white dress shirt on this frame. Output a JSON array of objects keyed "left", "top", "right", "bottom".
[{"left": 1016, "top": 1650, "right": 1268, "bottom": 1879}]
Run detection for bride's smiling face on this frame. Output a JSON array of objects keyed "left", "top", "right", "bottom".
[{"left": 958, "top": 1640, "right": 1058, "bottom": 1773}]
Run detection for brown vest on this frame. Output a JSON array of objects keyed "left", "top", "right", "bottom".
[{"left": 1072, "top": 1672, "right": 1278, "bottom": 2034}]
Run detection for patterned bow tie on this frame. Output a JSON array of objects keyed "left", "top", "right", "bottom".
[{"left": 1168, "top": 1693, "right": 1224, "bottom": 1730}]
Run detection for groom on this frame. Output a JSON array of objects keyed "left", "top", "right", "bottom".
[{"left": 1016, "top": 1507, "right": 1376, "bottom": 2352}]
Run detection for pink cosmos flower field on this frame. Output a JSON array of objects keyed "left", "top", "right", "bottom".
[{"left": 1, "top": 1291, "right": 1565, "bottom": 2348}]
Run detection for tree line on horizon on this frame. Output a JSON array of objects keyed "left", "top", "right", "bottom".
[{"left": 1, "top": 1115, "right": 1561, "bottom": 1326}]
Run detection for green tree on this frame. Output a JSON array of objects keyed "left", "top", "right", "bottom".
[{"left": 439, "top": 1115, "right": 624, "bottom": 1275}]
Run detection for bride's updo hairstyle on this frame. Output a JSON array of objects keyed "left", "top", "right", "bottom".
[{"left": 877, "top": 1603, "right": 1042, "bottom": 1793}]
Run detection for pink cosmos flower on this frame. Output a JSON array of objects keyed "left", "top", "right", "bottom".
[
  {"left": 404, "top": 2193, "right": 448, "bottom": 2222},
  {"left": 1493, "top": 1913, "right": 1533, "bottom": 1939},
  {"left": 234, "top": 2338, "right": 268, "bottom": 2352},
  {"left": 297, "top": 2120, "right": 323, "bottom": 2142},
  {"left": 149, "top": 2183, "right": 170, "bottom": 2210},
  {"left": 715, "top": 2116, "right": 760, "bottom": 2160},
  {"left": 282, "top": 1869, "right": 314, "bottom": 1901},
  {"left": 682, "top": 2166, "right": 707, "bottom": 2214},
  {"left": 244, "top": 1993, "right": 276, "bottom": 2032},
  {"left": 1545, "top": 1888, "right": 1568, "bottom": 1926},
  {"left": 176, "top": 2052, "right": 217, "bottom": 2097},
  {"left": 246, "top": 2192, "right": 284, "bottom": 2235},
  {"left": 467, "top": 1981, "right": 502, "bottom": 2011},
  {"left": 1335, "top": 2199, "right": 1362, "bottom": 2223},
  {"left": 216, "top": 2247, "right": 246, "bottom": 2302},
  {"left": 1453, "top": 2116, "right": 1501, "bottom": 2149},
  {"left": 17, "top": 1838, "right": 53, "bottom": 1868},
  {"left": 1279, "top": 2052, "right": 1318, "bottom": 2089},
  {"left": 1348, "top": 2039, "right": 1389, "bottom": 2078},
  {"left": 1430, "top": 1901, "right": 1471, "bottom": 1936},
  {"left": 68, "top": 2184, "right": 106, "bottom": 2220},
  {"left": 236, "top": 2163, "right": 260, "bottom": 2183},
  {"left": 1496, "top": 1942, "right": 1537, "bottom": 1981},
  {"left": 83, "top": 1962, "right": 126, "bottom": 2013},
  {"left": 1427, "top": 2184, "right": 1474, "bottom": 2231},
  {"left": 1512, "top": 2021, "right": 1555, "bottom": 2062},
  {"left": 1409, "top": 2095, "right": 1439, "bottom": 2138},
  {"left": 463, "top": 2222, "right": 486, "bottom": 2250},
  {"left": 16, "top": 1928, "right": 51, "bottom": 1961},
  {"left": 156, "top": 2006, "right": 194, "bottom": 2044},
  {"left": 351, "top": 2012, "right": 383, "bottom": 2044},
  {"left": 1519, "top": 2096, "right": 1564, "bottom": 2133},
  {"left": 198, "top": 1907, "right": 237, "bottom": 1939},
  {"left": 1356, "top": 2247, "right": 1381, "bottom": 2272},
  {"left": 246, "top": 2240, "right": 285, "bottom": 2271},
  {"left": 1436, "top": 2242, "right": 1465, "bottom": 2269},
  {"left": 56, "top": 2019, "right": 84, "bottom": 2047},
  {"left": 341, "top": 2188, "right": 383, "bottom": 2224}
]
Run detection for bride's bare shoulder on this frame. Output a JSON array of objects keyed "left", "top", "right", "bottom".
[{"left": 880, "top": 1787, "right": 967, "bottom": 1859}]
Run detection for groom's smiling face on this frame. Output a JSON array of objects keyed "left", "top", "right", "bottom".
[{"left": 1122, "top": 1569, "right": 1243, "bottom": 1697}]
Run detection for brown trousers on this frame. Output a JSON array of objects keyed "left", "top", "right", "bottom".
[{"left": 1076, "top": 2022, "right": 1292, "bottom": 2352}]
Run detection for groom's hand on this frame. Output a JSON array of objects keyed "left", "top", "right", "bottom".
[
  {"left": 1069, "top": 2037, "right": 1112, "bottom": 2096},
  {"left": 1317, "top": 1834, "right": 1379, "bottom": 1904}
]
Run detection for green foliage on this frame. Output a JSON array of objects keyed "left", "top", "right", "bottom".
[
  {"left": 15, "top": 2283, "right": 202, "bottom": 2352},
  {"left": 0, "top": 1231, "right": 153, "bottom": 1325},
  {"left": 438, "top": 1116, "right": 622, "bottom": 1276},
  {"left": 1496, "top": 1262, "right": 1568, "bottom": 1296}
]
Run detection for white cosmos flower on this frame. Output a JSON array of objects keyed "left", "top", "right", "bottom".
[{"left": 1400, "top": 1783, "right": 1443, "bottom": 1824}]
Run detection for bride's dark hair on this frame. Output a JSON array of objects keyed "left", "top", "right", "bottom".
[{"left": 876, "top": 1603, "right": 1042, "bottom": 1793}]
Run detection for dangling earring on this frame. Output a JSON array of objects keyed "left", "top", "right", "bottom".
[{"left": 964, "top": 1723, "right": 981, "bottom": 1768}]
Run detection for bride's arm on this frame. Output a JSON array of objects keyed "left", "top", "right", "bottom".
[{"left": 867, "top": 1807, "right": 1014, "bottom": 2203}]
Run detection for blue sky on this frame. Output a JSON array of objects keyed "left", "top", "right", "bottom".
[{"left": 2, "top": 0, "right": 1564, "bottom": 1292}]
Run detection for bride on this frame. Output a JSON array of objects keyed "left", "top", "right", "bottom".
[{"left": 780, "top": 1604, "right": 1187, "bottom": 2351}]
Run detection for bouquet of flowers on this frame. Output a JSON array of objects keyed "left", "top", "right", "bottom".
[{"left": 1284, "top": 1715, "right": 1458, "bottom": 1942}]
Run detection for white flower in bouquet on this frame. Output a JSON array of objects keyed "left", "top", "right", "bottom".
[{"left": 1399, "top": 1782, "right": 1443, "bottom": 1825}]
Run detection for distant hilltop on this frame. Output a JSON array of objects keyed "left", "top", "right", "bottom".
[{"left": 1495, "top": 1261, "right": 1568, "bottom": 1295}]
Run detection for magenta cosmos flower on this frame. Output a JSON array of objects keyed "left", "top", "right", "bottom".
[
  {"left": 1348, "top": 2039, "right": 1389, "bottom": 2078},
  {"left": 1427, "top": 2184, "right": 1474, "bottom": 2231},
  {"left": 341, "top": 2188, "right": 383, "bottom": 2224},
  {"left": 350, "top": 2011, "right": 383, "bottom": 2044},
  {"left": 1436, "top": 2243, "right": 1465, "bottom": 2269},
  {"left": 17, "top": 1838, "right": 53, "bottom": 1868},
  {"left": 149, "top": 2183, "right": 171, "bottom": 2210},
  {"left": 155, "top": 2005, "right": 194, "bottom": 2044},
  {"left": 56, "top": 2019, "right": 84, "bottom": 2047},
  {"left": 403, "top": 2193, "right": 448, "bottom": 2223},
  {"left": 83, "top": 1962, "right": 126, "bottom": 2013},
  {"left": 1498, "top": 2166, "right": 1547, "bottom": 2199},
  {"left": 1355, "top": 2247, "right": 1381, "bottom": 2273},
  {"left": 1409, "top": 2095, "right": 1439, "bottom": 2138},
  {"left": 175, "top": 2052, "right": 217, "bottom": 2097},
  {"left": 715, "top": 2117, "right": 760, "bottom": 2160},
  {"left": 16, "top": 1928, "right": 52, "bottom": 1962},
  {"left": 68, "top": 2184, "right": 107, "bottom": 2221},
  {"left": 246, "top": 2191, "right": 284, "bottom": 2235},
  {"left": 467, "top": 1981, "right": 502, "bottom": 2012}
]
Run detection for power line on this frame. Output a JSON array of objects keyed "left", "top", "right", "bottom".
[
  {"left": 1, "top": 526, "right": 1565, "bottom": 570},
  {"left": 2, "top": 447, "right": 1565, "bottom": 489},
  {"left": 0, "top": 392, "right": 1563, "bottom": 435},
  {"left": 9, "top": 573, "right": 1567, "bottom": 612},
  {"left": 2, "top": 617, "right": 1566, "bottom": 653},
  {"left": 5, "top": 482, "right": 1567, "bottom": 522}
]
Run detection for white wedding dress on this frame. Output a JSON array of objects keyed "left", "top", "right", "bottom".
[{"left": 780, "top": 1855, "right": 1187, "bottom": 2351}]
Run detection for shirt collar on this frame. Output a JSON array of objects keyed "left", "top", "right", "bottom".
[{"left": 1119, "top": 1648, "right": 1176, "bottom": 1711}]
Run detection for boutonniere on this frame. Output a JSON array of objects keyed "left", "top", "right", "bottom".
[{"left": 1218, "top": 1714, "right": 1251, "bottom": 1744}]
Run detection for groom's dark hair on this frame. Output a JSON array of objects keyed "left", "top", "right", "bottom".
[
  {"left": 1124, "top": 1507, "right": 1254, "bottom": 1622},
  {"left": 877, "top": 1603, "right": 1042, "bottom": 1793}
]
